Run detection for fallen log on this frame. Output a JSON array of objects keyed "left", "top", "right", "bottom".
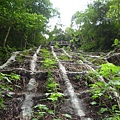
[
  {"left": 20, "top": 46, "right": 41, "bottom": 119},
  {"left": 107, "top": 53, "right": 120, "bottom": 66},
  {"left": 83, "top": 63, "right": 120, "bottom": 109},
  {"left": 61, "top": 48, "right": 72, "bottom": 58},
  {"left": 0, "top": 68, "right": 32, "bottom": 74},
  {"left": 51, "top": 46, "right": 92, "bottom": 120},
  {"left": 0, "top": 51, "right": 19, "bottom": 69}
]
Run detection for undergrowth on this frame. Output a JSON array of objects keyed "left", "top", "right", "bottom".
[
  {"left": 87, "top": 62, "right": 120, "bottom": 119},
  {"left": 32, "top": 48, "right": 68, "bottom": 120},
  {"left": 0, "top": 72, "right": 20, "bottom": 109},
  {"left": 0, "top": 46, "right": 16, "bottom": 65}
]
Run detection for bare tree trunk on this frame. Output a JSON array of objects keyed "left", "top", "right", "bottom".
[
  {"left": 24, "top": 38, "right": 27, "bottom": 49},
  {"left": 24, "top": 34, "right": 28, "bottom": 49},
  {"left": 3, "top": 27, "right": 11, "bottom": 49}
]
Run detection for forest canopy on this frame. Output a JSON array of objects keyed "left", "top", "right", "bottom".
[
  {"left": 70, "top": 0, "right": 120, "bottom": 51},
  {"left": 51, "top": 0, "right": 120, "bottom": 52},
  {"left": 0, "top": 0, "right": 59, "bottom": 49},
  {"left": 0, "top": 0, "right": 120, "bottom": 52}
]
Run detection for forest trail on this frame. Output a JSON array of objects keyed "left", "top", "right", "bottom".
[{"left": 0, "top": 46, "right": 119, "bottom": 120}]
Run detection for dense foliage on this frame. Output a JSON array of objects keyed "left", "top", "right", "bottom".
[
  {"left": 0, "top": 0, "right": 59, "bottom": 49},
  {"left": 0, "top": 0, "right": 60, "bottom": 64},
  {"left": 70, "top": 0, "right": 120, "bottom": 51},
  {"left": 50, "top": 0, "right": 118, "bottom": 51},
  {"left": 88, "top": 62, "right": 120, "bottom": 119},
  {"left": 0, "top": 72, "right": 20, "bottom": 108}
]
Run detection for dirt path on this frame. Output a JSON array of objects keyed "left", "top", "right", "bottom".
[{"left": 0, "top": 46, "right": 119, "bottom": 120}]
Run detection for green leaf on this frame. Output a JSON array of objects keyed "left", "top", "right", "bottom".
[
  {"left": 90, "top": 101, "right": 97, "bottom": 105},
  {"left": 45, "top": 93, "right": 50, "bottom": 96},
  {"left": 48, "top": 110, "right": 54, "bottom": 115},
  {"left": 48, "top": 96, "right": 57, "bottom": 101},
  {"left": 112, "top": 105, "right": 117, "bottom": 111},
  {"left": 15, "top": 85, "right": 21, "bottom": 88},
  {"left": 56, "top": 92, "right": 64, "bottom": 97},
  {"left": 11, "top": 73, "right": 20, "bottom": 80},
  {"left": 6, "top": 93, "right": 12, "bottom": 97},
  {"left": 33, "top": 104, "right": 46, "bottom": 109},
  {"left": 32, "top": 118, "right": 38, "bottom": 120},
  {"left": 99, "top": 108, "right": 108, "bottom": 114},
  {"left": 114, "top": 39, "right": 119, "bottom": 46},
  {"left": 62, "top": 114, "right": 72, "bottom": 118},
  {"left": 92, "top": 94, "right": 99, "bottom": 99},
  {"left": 0, "top": 98, "right": 6, "bottom": 109},
  {"left": 96, "top": 81, "right": 104, "bottom": 87},
  {"left": 4, "top": 77, "right": 12, "bottom": 83},
  {"left": 110, "top": 81, "right": 120, "bottom": 86}
]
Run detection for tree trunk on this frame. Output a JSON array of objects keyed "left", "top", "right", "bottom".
[
  {"left": 24, "top": 34, "right": 28, "bottom": 49},
  {"left": 3, "top": 27, "right": 11, "bottom": 49}
]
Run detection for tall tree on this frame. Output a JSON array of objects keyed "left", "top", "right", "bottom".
[
  {"left": 0, "top": 0, "right": 59, "bottom": 49},
  {"left": 107, "top": 0, "right": 120, "bottom": 38},
  {"left": 71, "top": 0, "right": 119, "bottom": 51}
]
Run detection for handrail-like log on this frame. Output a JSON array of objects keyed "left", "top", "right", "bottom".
[{"left": 50, "top": 41, "right": 70, "bottom": 45}]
